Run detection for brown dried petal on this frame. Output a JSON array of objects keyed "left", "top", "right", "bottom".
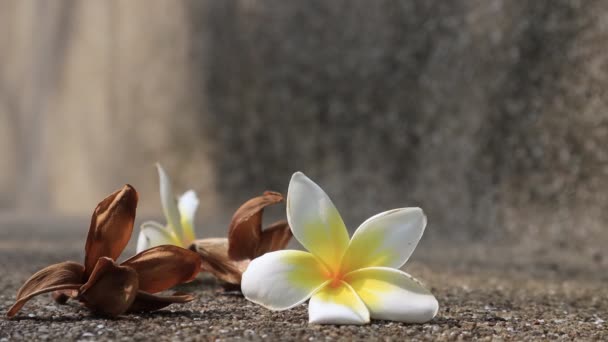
[
  {"left": 52, "top": 290, "right": 77, "bottom": 304},
  {"left": 190, "top": 238, "right": 249, "bottom": 285},
  {"left": 15, "top": 261, "right": 84, "bottom": 300},
  {"left": 84, "top": 185, "right": 138, "bottom": 277},
  {"left": 6, "top": 261, "right": 84, "bottom": 318},
  {"left": 80, "top": 257, "right": 139, "bottom": 317},
  {"left": 254, "top": 220, "right": 292, "bottom": 258},
  {"left": 128, "top": 291, "right": 195, "bottom": 313},
  {"left": 121, "top": 245, "right": 201, "bottom": 293},
  {"left": 228, "top": 191, "right": 284, "bottom": 260},
  {"left": 7, "top": 284, "right": 82, "bottom": 318}
]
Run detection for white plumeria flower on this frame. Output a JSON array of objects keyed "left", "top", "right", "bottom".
[
  {"left": 136, "top": 163, "right": 199, "bottom": 253},
  {"left": 242, "top": 172, "right": 438, "bottom": 325}
]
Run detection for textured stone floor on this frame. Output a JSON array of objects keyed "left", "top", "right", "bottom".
[{"left": 0, "top": 217, "right": 606, "bottom": 341}]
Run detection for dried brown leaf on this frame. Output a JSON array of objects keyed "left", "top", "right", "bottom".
[
  {"left": 6, "top": 261, "right": 84, "bottom": 318},
  {"left": 52, "top": 289, "right": 77, "bottom": 304},
  {"left": 7, "top": 184, "right": 198, "bottom": 318},
  {"left": 121, "top": 245, "right": 201, "bottom": 294},
  {"left": 228, "top": 191, "right": 285, "bottom": 261},
  {"left": 190, "top": 238, "right": 248, "bottom": 285},
  {"left": 80, "top": 257, "right": 139, "bottom": 317},
  {"left": 255, "top": 219, "right": 292, "bottom": 258},
  {"left": 15, "top": 261, "right": 84, "bottom": 300},
  {"left": 84, "top": 185, "right": 138, "bottom": 277},
  {"left": 7, "top": 283, "right": 81, "bottom": 318},
  {"left": 128, "top": 291, "right": 195, "bottom": 313}
]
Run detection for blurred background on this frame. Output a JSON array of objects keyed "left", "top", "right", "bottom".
[{"left": 1, "top": 1, "right": 607, "bottom": 272}]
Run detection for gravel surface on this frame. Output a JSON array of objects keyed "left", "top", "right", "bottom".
[{"left": 1, "top": 217, "right": 607, "bottom": 341}]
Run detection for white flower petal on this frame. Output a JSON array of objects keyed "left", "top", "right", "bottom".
[
  {"left": 136, "top": 221, "right": 180, "bottom": 253},
  {"left": 308, "top": 281, "right": 370, "bottom": 325},
  {"left": 136, "top": 231, "right": 149, "bottom": 254},
  {"left": 242, "top": 250, "right": 329, "bottom": 311},
  {"left": 286, "top": 172, "right": 350, "bottom": 272},
  {"left": 156, "top": 163, "right": 183, "bottom": 241},
  {"left": 340, "top": 208, "right": 426, "bottom": 272},
  {"left": 178, "top": 190, "right": 199, "bottom": 245},
  {"left": 344, "top": 267, "right": 438, "bottom": 323}
]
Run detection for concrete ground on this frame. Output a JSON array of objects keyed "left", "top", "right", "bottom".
[{"left": 1, "top": 217, "right": 606, "bottom": 341}]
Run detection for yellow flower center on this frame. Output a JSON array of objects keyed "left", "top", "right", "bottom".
[{"left": 328, "top": 271, "right": 345, "bottom": 288}]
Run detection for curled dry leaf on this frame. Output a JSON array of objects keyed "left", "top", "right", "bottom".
[
  {"left": 15, "top": 261, "right": 85, "bottom": 300},
  {"left": 128, "top": 291, "right": 195, "bottom": 313},
  {"left": 52, "top": 290, "right": 75, "bottom": 305},
  {"left": 122, "top": 245, "right": 202, "bottom": 294},
  {"left": 254, "top": 220, "right": 292, "bottom": 258},
  {"left": 228, "top": 191, "right": 285, "bottom": 261},
  {"left": 190, "top": 238, "right": 248, "bottom": 285},
  {"left": 80, "top": 257, "right": 139, "bottom": 317},
  {"left": 6, "top": 261, "right": 84, "bottom": 318},
  {"left": 84, "top": 185, "right": 138, "bottom": 277},
  {"left": 190, "top": 191, "right": 292, "bottom": 288},
  {"left": 6, "top": 184, "right": 201, "bottom": 318}
]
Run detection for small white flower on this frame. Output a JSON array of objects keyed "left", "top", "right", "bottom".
[
  {"left": 136, "top": 163, "right": 199, "bottom": 252},
  {"left": 241, "top": 172, "right": 438, "bottom": 325}
]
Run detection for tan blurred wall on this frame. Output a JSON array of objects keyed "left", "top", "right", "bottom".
[
  {"left": 0, "top": 0, "right": 217, "bottom": 216},
  {"left": 0, "top": 0, "right": 607, "bottom": 263}
]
